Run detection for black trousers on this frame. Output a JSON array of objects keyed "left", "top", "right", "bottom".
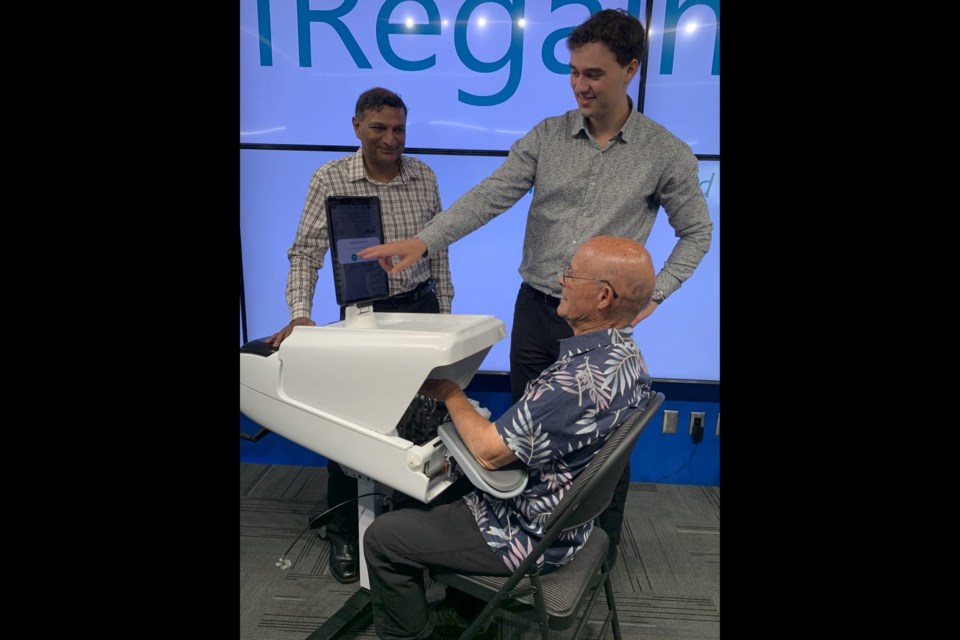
[
  {"left": 327, "top": 289, "right": 440, "bottom": 545},
  {"left": 508, "top": 283, "right": 631, "bottom": 549}
]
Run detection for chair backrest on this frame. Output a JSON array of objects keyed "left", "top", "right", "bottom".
[{"left": 544, "top": 391, "right": 665, "bottom": 538}]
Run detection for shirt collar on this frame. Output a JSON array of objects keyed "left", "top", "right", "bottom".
[
  {"left": 559, "top": 327, "right": 635, "bottom": 355},
  {"left": 570, "top": 95, "right": 636, "bottom": 144},
  {"left": 347, "top": 148, "right": 409, "bottom": 184}
]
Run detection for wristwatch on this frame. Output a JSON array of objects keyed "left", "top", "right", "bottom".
[{"left": 651, "top": 289, "right": 665, "bottom": 305}]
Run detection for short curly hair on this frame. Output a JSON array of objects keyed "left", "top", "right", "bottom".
[{"left": 566, "top": 9, "right": 645, "bottom": 67}]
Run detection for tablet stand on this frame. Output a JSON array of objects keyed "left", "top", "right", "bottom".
[{"left": 344, "top": 303, "right": 378, "bottom": 328}]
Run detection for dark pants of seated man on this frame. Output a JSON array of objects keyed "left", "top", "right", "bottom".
[
  {"left": 364, "top": 500, "right": 512, "bottom": 640},
  {"left": 326, "top": 288, "right": 441, "bottom": 571},
  {"left": 509, "top": 283, "right": 631, "bottom": 554}
]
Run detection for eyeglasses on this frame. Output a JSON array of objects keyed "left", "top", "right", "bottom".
[{"left": 559, "top": 266, "right": 619, "bottom": 299}]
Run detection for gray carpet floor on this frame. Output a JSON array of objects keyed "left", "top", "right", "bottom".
[{"left": 240, "top": 463, "right": 719, "bottom": 640}]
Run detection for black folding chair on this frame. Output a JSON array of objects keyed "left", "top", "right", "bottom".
[{"left": 433, "top": 391, "right": 666, "bottom": 640}]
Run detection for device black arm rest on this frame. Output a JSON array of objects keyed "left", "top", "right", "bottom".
[
  {"left": 240, "top": 427, "right": 272, "bottom": 442},
  {"left": 240, "top": 338, "right": 279, "bottom": 357},
  {"left": 437, "top": 423, "right": 527, "bottom": 499}
]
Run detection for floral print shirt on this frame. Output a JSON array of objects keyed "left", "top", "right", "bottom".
[{"left": 465, "top": 327, "right": 651, "bottom": 573}]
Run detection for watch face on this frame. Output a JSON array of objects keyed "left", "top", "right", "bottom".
[{"left": 652, "top": 290, "right": 665, "bottom": 303}]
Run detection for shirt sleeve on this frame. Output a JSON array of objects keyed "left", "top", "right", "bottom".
[
  {"left": 285, "top": 169, "right": 331, "bottom": 321},
  {"left": 654, "top": 146, "right": 713, "bottom": 299},
  {"left": 493, "top": 371, "right": 584, "bottom": 468},
  {"left": 416, "top": 124, "right": 541, "bottom": 256}
]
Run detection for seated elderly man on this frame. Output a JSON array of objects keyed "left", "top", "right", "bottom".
[{"left": 363, "top": 235, "right": 656, "bottom": 640}]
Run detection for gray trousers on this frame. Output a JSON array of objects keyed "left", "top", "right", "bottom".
[{"left": 363, "top": 499, "right": 511, "bottom": 640}]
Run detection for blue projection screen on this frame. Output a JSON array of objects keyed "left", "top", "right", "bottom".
[
  {"left": 240, "top": 0, "right": 645, "bottom": 150},
  {"left": 240, "top": 151, "right": 719, "bottom": 380},
  {"left": 240, "top": 0, "right": 720, "bottom": 381},
  {"left": 642, "top": 0, "right": 720, "bottom": 154},
  {"left": 241, "top": 1, "right": 718, "bottom": 153}
]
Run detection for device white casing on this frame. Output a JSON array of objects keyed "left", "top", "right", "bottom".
[{"left": 240, "top": 312, "right": 506, "bottom": 502}]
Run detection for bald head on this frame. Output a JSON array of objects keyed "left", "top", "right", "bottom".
[{"left": 572, "top": 236, "right": 655, "bottom": 326}]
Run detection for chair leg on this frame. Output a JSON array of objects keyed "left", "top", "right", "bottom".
[
  {"left": 530, "top": 574, "right": 552, "bottom": 640},
  {"left": 601, "top": 562, "right": 622, "bottom": 640},
  {"left": 570, "top": 566, "right": 611, "bottom": 640}
]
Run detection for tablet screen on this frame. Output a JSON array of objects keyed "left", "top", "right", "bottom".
[{"left": 326, "top": 196, "right": 390, "bottom": 307}]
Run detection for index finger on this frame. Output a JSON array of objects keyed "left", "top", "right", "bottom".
[{"left": 357, "top": 243, "right": 388, "bottom": 259}]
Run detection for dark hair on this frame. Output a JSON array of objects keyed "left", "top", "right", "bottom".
[
  {"left": 566, "top": 9, "right": 645, "bottom": 68},
  {"left": 355, "top": 87, "right": 408, "bottom": 119}
]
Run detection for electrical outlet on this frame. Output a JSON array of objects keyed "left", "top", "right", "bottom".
[
  {"left": 690, "top": 412, "right": 705, "bottom": 444},
  {"left": 662, "top": 410, "right": 678, "bottom": 434},
  {"left": 716, "top": 413, "right": 720, "bottom": 436}
]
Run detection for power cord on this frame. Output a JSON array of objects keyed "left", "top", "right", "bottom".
[
  {"left": 275, "top": 491, "right": 392, "bottom": 571},
  {"left": 654, "top": 444, "right": 699, "bottom": 483}
]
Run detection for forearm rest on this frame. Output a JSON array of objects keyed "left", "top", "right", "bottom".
[{"left": 437, "top": 423, "right": 528, "bottom": 499}]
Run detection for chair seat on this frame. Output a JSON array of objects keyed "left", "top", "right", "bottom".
[{"left": 437, "top": 528, "right": 610, "bottom": 630}]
